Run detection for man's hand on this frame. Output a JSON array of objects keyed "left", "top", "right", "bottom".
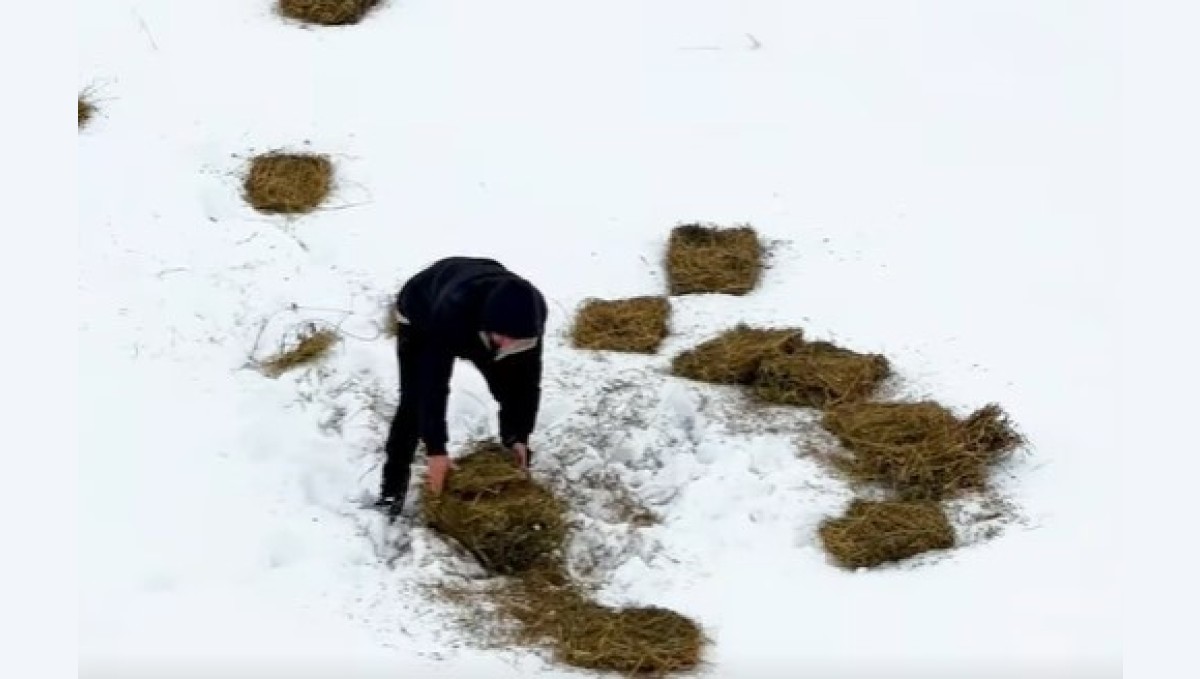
[
  {"left": 426, "top": 454, "right": 451, "bottom": 494},
  {"left": 511, "top": 443, "right": 530, "bottom": 471}
]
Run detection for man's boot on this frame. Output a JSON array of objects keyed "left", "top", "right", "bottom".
[{"left": 376, "top": 465, "right": 410, "bottom": 518}]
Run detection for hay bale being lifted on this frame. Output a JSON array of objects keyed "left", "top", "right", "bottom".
[
  {"left": 278, "top": 0, "right": 379, "bottom": 25},
  {"left": 423, "top": 443, "right": 567, "bottom": 574},
  {"left": 671, "top": 324, "right": 804, "bottom": 385},
  {"left": 822, "top": 401, "right": 1024, "bottom": 500},
  {"left": 571, "top": 296, "right": 670, "bottom": 354},
  {"left": 666, "top": 224, "right": 763, "bottom": 295},
  {"left": 243, "top": 152, "right": 333, "bottom": 214},
  {"left": 819, "top": 499, "right": 955, "bottom": 569},
  {"left": 752, "top": 340, "right": 891, "bottom": 408}
]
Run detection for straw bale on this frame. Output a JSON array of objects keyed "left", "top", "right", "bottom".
[
  {"left": 752, "top": 340, "right": 890, "bottom": 408},
  {"left": 665, "top": 224, "right": 762, "bottom": 295},
  {"left": 819, "top": 499, "right": 955, "bottom": 568},
  {"left": 497, "top": 566, "right": 704, "bottom": 675},
  {"left": 571, "top": 296, "right": 670, "bottom": 354},
  {"left": 279, "top": 0, "right": 379, "bottom": 25},
  {"left": 423, "top": 444, "right": 566, "bottom": 574},
  {"left": 822, "top": 401, "right": 1023, "bottom": 499},
  {"left": 671, "top": 324, "right": 803, "bottom": 385},
  {"left": 243, "top": 152, "right": 333, "bottom": 214}
]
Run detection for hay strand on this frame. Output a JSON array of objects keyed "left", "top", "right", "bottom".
[
  {"left": 819, "top": 499, "right": 955, "bottom": 569},
  {"left": 752, "top": 340, "right": 891, "bottom": 408},
  {"left": 279, "top": 0, "right": 379, "bottom": 25},
  {"left": 243, "top": 152, "right": 333, "bottom": 214},
  {"left": 822, "top": 401, "right": 1023, "bottom": 499},
  {"left": 570, "top": 296, "right": 670, "bottom": 354},
  {"left": 665, "top": 223, "right": 763, "bottom": 295},
  {"left": 671, "top": 324, "right": 804, "bottom": 385},
  {"left": 258, "top": 323, "right": 340, "bottom": 378}
]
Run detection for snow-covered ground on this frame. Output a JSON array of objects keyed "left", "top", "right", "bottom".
[{"left": 78, "top": 1, "right": 1120, "bottom": 677}]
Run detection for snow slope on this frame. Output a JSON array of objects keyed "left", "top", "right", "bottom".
[{"left": 79, "top": 1, "right": 1121, "bottom": 677}]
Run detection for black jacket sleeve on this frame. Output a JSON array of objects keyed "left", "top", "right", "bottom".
[
  {"left": 415, "top": 343, "right": 455, "bottom": 455},
  {"left": 481, "top": 340, "right": 543, "bottom": 448}
]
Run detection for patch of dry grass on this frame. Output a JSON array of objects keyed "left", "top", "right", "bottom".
[
  {"left": 258, "top": 323, "right": 340, "bottom": 378},
  {"left": 278, "top": 0, "right": 379, "bottom": 25},
  {"left": 819, "top": 499, "right": 955, "bottom": 568},
  {"left": 570, "top": 296, "right": 670, "bottom": 354},
  {"left": 822, "top": 401, "right": 1024, "bottom": 499},
  {"left": 665, "top": 223, "right": 763, "bottom": 296},
  {"left": 243, "top": 152, "right": 333, "bottom": 214}
]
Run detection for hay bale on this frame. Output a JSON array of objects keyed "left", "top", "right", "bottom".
[
  {"left": 78, "top": 93, "right": 95, "bottom": 128},
  {"left": 278, "top": 0, "right": 379, "bottom": 25},
  {"left": 671, "top": 324, "right": 804, "bottom": 385},
  {"left": 556, "top": 602, "right": 703, "bottom": 674},
  {"left": 423, "top": 444, "right": 567, "bottom": 574},
  {"left": 243, "top": 152, "right": 333, "bottom": 214},
  {"left": 665, "top": 223, "right": 762, "bottom": 295},
  {"left": 498, "top": 568, "right": 704, "bottom": 675},
  {"left": 822, "top": 401, "right": 1023, "bottom": 499},
  {"left": 752, "top": 340, "right": 891, "bottom": 408},
  {"left": 819, "top": 499, "right": 955, "bottom": 569},
  {"left": 570, "top": 296, "right": 670, "bottom": 354},
  {"left": 259, "top": 323, "right": 339, "bottom": 377}
]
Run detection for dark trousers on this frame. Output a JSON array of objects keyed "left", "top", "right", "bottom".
[{"left": 381, "top": 325, "right": 420, "bottom": 498}]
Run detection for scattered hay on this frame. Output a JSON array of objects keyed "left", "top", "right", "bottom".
[
  {"left": 819, "top": 499, "right": 955, "bottom": 569},
  {"left": 423, "top": 443, "right": 567, "bottom": 574},
  {"left": 423, "top": 444, "right": 705, "bottom": 674},
  {"left": 822, "top": 401, "right": 1024, "bottom": 499},
  {"left": 962, "top": 403, "right": 1024, "bottom": 455},
  {"left": 78, "top": 93, "right": 95, "bottom": 128},
  {"left": 570, "top": 296, "right": 670, "bottom": 354},
  {"left": 243, "top": 152, "right": 333, "bottom": 214},
  {"left": 258, "top": 323, "right": 340, "bottom": 378},
  {"left": 665, "top": 223, "right": 763, "bottom": 295},
  {"left": 497, "top": 571, "right": 704, "bottom": 675},
  {"left": 278, "top": 0, "right": 379, "bottom": 25},
  {"left": 671, "top": 324, "right": 804, "bottom": 385},
  {"left": 752, "top": 340, "right": 891, "bottom": 408}
]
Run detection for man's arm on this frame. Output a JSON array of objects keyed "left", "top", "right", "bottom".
[{"left": 416, "top": 344, "right": 455, "bottom": 455}]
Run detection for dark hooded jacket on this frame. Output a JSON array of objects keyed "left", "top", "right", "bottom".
[{"left": 395, "top": 257, "right": 548, "bottom": 453}]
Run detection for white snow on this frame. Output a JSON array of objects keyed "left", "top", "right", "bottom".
[{"left": 79, "top": 1, "right": 1121, "bottom": 677}]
